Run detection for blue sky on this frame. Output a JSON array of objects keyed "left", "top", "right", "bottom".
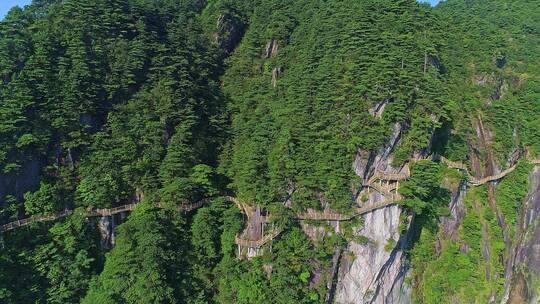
[
  {"left": 1, "top": 0, "right": 440, "bottom": 20},
  {"left": 421, "top": 0, "right": 441, "bottom": 5},
  {"left": 1, "top": 0, "right": 32, "bottom": 19}
]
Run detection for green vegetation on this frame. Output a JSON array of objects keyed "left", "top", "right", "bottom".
[
  {"left": 222, "top": 0, "right": 447, "bottom": 211},
  {"left": 0, "top": 0, "right": 539, "bottom": 303}
]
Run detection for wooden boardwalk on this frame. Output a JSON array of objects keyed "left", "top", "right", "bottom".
[
  {"left": 236, "top": 194, "right": 402, "bottom": 249},
  {"left": 468, "top": 164, "right": 519, "bottom": 186},
  {"left": 235, "top": 154, "right": 540, "bottom": 252},
  {"left": 235, "top": 228, "right": 283, "bottom": 248},
  {"left": 365, "top": 180, "right": 398, "bottom": 194},
  {"left": 3, "top": 155, "right": 538, "bottom": 237},
  {"left": 368, "top": 171, "right": 408, "bottom": 185},
  {"left": 1, "top": 198, "right": 221, "bottom": 233},
  {"left": 438, "top": 155, "right": 540, "bottom": 186}
]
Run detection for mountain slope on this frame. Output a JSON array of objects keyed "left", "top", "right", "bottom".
[{"left": 0, "top": 0, "right": 539, "bottom": 303}]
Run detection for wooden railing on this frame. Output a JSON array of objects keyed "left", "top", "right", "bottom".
[
  {"left": 234, "top": 154, "right": 540, "bottom": 252},
  {"left": 368, "top": 171, "right": 409, "bottom": 184},
  {"left": 296, "top": 210, "right": 350, "bottom": 221},
  {"left": 439, "top": 156, "right": 468, "bottom": 170},
  {"left": 1, "top": 197, "right": 226, "bottom": 233},
  {"left": 236, "top": 196, "right": 402, "bottom": 250},
  {"left": 468, "top": 163, "right": 519, "bottom": 186},
  {"left": 235, "top": 228, "right": 283, "bottom": 248},
  {"left": 1, "top": 210, "right": 74, "bottom": 232},
  {"left": 4, "top": 156, "right": 537, "bottom": 236},
  {"left": 365, "top": 181, "right": 397, "bottom": 194},
  {"left": 87, "top": 203, "right": 139, "bottom": 217},
  {"left": 437, "top": 155, "right": 536, "bottom": 186}
]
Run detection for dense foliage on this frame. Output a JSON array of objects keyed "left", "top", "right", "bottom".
[{"left": 0, "top": 0, "right": 538, "bottom": 303}]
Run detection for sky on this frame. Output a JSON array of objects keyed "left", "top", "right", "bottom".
[
  {"left": 1, "top": 0, "right": 441, "bottom": 20},
  {"left": 423, "top": 0, "right": 441, "bottom": 5},
  {"left": 1, "top": 0, "right": 32, "bottom": 19}
]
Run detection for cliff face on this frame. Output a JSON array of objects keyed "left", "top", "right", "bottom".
[
  {"left": 0, "top": 159, "right": 40, "bottom": 206},
  {"left": 334, "top": 124, "right": 413, "bottom": 304},
  {"left": 335, "top": 204, "right": 411, "bottom": 304},
  {"left": 506, "top": 166, "right": 540, "bottom": 303}
]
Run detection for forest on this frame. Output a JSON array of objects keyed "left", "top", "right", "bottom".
[{"left": 0, "top": 0, "right": 539, "bottom": 303}]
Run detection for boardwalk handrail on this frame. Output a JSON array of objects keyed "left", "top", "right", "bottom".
[
  {"left": 4, "top": 156, "right": 537, "bottom": 234},
  {"left": 529, "top": 158, "right": 540, "bottom": 165},
  {"left": 235, "top": 196, "right": 402, "bottom": 249},
  {"left": 437, "top": 154, "right": 535, "bottom": 186},
  {"left": 235, "top": 228, "right": 283, "bottom": 248},
  {"left": 368, "top": 171, "right": 409, "bottom": 184},
  {"left": 439, "top": 156, "right": 467, "bottom": 170},
  {"left": 468, "top": 163, "right": 519, "bottom": 186},
  {"left": 365, "top": 181, "right": 397, "bottom": 194},
  {"left": 0, "top": 197, "right": 228, "bottom": 233}
]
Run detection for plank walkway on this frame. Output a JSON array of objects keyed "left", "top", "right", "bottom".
[
  {"left": 368, "top": 171, "right": 408, "bottom": 185},
  {"left": 3, "top": 156, "right": 538, "bottom": 237},
  {"left": 468, "top": 164, "right": 519, "bottom": 186},
  {"left": 234, "top": 154, "right": 540, "bottom": 251},
  {"left": 366, "top": 181, "right": 397, "bottom": 194},
  {"left": 235, "top": 228, "right": 283, "bottom": 248},
  {"left": 438, "top": 155, "right": 540, "bottom": 186},
  {"left": 1, "top": 198, "right": 220, "bottom": 233},
  {"left": 236, "top": 193, "right": 402, "bottom": 249}
]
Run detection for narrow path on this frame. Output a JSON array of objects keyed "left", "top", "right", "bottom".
[{"left": 1, "top": 198, "right": 218, "bottom": 233}]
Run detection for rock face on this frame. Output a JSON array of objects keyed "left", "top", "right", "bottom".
[
  {"left": 439, "top": 183, "right": 467, "bottom": 242},
  {"left": 334, "top": 123, "right": 412, "bottom": 304},
  {"left": 505, "top": 166, "right": 540, "bottom": 303},
  {"left": 98, "top": 215, "right": 116, "bottom": 250},
  {"left": 0, "top": 158, "right": 40, "bottom": 207},
  {"left": 264, "top": 39, "right": 279, "bottom": 58},
  {"left": 334, "top": 205, "right": 412, "bottom": 304},
  {"left": 215, "top": 13, "right": 246, "bottom": 54}
]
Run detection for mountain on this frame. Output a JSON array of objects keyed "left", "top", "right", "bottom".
[{"left": 0, "top": 0, "right": 539, "bottom": 303}]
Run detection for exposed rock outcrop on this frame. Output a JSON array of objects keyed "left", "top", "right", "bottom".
[
  {"left": 215, "top": 13, "right": 246, "bottom": 54},
  {"left": 439, "top": 182, "right": 467, "bottom": 242},
  {"left": 0, "top": 158, "right": 40, "bottom": 208},
  {"left": 271, "top": 67, "right": 283, "bottom": 87},
  {"left": 98, "top": 215, "right": 116, "bottom": 250},
  {"left": 334, "top": 205, "right": 412, "bottom": 304},
  {"left": 368, "top": 99, "right": 388, "bottom": 119},
  {"left": 505, "top": 166, "right": 540, "bottom": 303},
  {"left": 264, "top": 39, "right": 279, "bottom": 58},
  {"left": 335, "top": 123, "right": 412, "bottom": 304}
]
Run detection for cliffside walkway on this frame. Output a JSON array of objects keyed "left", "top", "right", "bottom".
[
  {"left": 468, "top": 164, "right": 519, "bottom": 186},
  {"left": 234, "top": 154, "right": 540, "bottom": 252},
  {"left": 235, "top": 193, "right": 402, "bottom": 249},
  {"left": 1, "top": 198, "right": 221, "bottom": 233},
  {"left": 3, "top": 156, "right": 538, "bottom": 236},
  {"left": 368, "top": 171, "right": 408, "bottom": 185},
  {"left": 297, "top": 194, "right": 401, "bottom": 221},
  {"left": 235, "top": 228, "right": 283, "bottom": 248},
  {"left": 438, "top": 155, "right": 540, "bottom": 186}
]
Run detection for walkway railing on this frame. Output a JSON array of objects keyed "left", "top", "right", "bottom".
[
  {"left": 368, "top": 171, "right": 409, "bottom": 184},
  {"left": 468, "top": 163, "right": 519, "bottom": 186},
  {"left": 439, "top": 156, "right": 468, "bottom": 170},
  {"left": 365, "top": 181, "right": 397, "bottom": 194},
  {"left": 1, "top": 210, "right": 74, "bottom": 232},
  {"left": 235, "top": 228, "right": 283, "bottom": 248},
  {"left": 235, "top": 196, "right": 402, "bottom": 250},
  {"left": 1, "top": 197, "right": 227, "bottom": 233}
]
